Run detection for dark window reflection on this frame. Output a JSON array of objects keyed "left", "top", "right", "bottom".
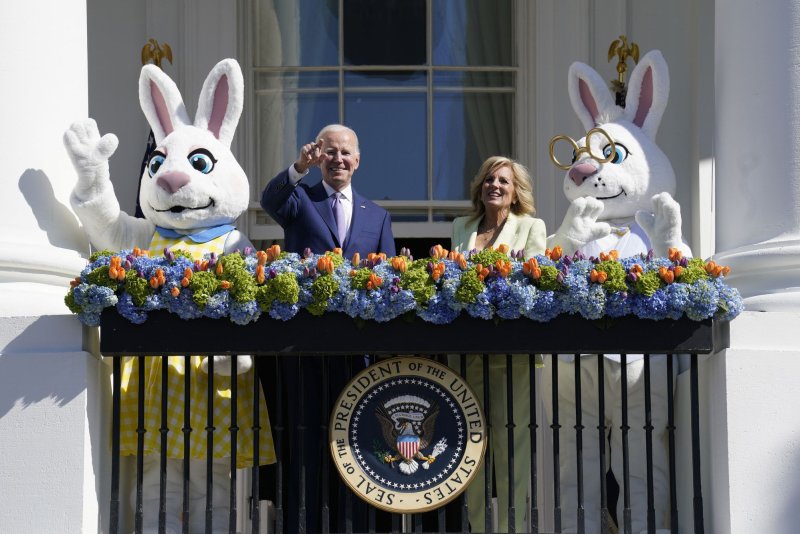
[{"left": 343, "top": 0, "right": 426, "bottom": 66}]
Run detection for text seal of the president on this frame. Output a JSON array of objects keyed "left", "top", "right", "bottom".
[{"left": 330, "top": 357, "right": 486, "bottom": 513}]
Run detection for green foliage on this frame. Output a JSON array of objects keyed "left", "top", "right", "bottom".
[
  {"left": 677, "top": 258, "right": 709, "bottom": 285},
  {"left": 596, "top": 260, "right": 628, "bottom": 292},
  {"left": 349, "top": 268, "right": 373, "bottom": 290},
  {"left": 189, "top": 271, "right": 219, "bottom": 308},
  {"left": 89, "top": 250, "right": 116, "bottom": 262},
  {"left": 635, "top": 270, "right": 663, "bottom": 297},
  {"left": 125, "top": 269, "right": 150, "bottom": 307},
  {"left": 308, "top": 274, "right": 339, "bottom": 315},
  {"left": 537, "top": 265, "right": 562, "bottom": 291},
  {"left": 399, "top": 265, "right": 436, "bottom": 305},
  {"left": 64, "top": 291, "right": 81, "bottom": 314},
  {"left": 469, "top": 248, "right": 508, "bottom": 266},
  {"left": 256, "top": 272, "right": 301, "bottom": 311},
  {"left": 455, "top": 269, "right": 484, "bottom": 303},
  {"left": 86, "top": 266, "right": 118, "bottom": 289}
]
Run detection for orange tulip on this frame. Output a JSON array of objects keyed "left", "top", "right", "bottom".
[
  {"left": 170, "top": 287, "right": 180, "bottom": 297},
  {"left": 351, "top": 253, "right": 361, "bottom": 266},
  {"left": 673, "top": 265, "right": 684, "bottom": 278},
  {"left": 391, "top": 256, "right": 407, "bottom": 273},
  {"left": 333, "top": 247, "right": 342, "bottom": 256},
  {"left": 546, "top": 246, "right": 563, "bottom": 261},
  {"left": 497, "top": 244, "right": 509, "bottom": 254},
  {"left": 599, "top": 250, "right": 619, "bottom": 262},
  {"left": 255, "top": 265, "right": 265, "bottom": 284},
  {"left": 257, "top": 250, "right": 268, "bottom": 266},
  {"left": 457, "top": 255, "right": 468, "bottom": 270},
  {"left": 668, "top": 247, "right": 683, "bottom": 262},
  {"left": 215, "top": 262, "right": 224, "bottom": 276},
  {"left": 220, "top": 280, "right": 231, "bottom": 290},
  {"left": 590, "top": 269, "right": 608, "bottom": 284},
  {"left": 366, "top": 272, "right": 383, "bottom": 290},
  {"left": 630, "top": 264, "right": 643, "bottom": 275},
  {"left": 658, "top": 266, "right": 674, "bottom": 284}
]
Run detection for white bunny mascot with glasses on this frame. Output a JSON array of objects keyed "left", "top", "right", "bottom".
[
  {"left": 543, "top": 50, "right": 689, "bottom": 534},
  {"left": 64, "top": 59, "right": 274, "bottom": 534}
]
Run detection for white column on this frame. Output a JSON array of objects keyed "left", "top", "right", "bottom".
[
  {"left": 0, "top": 3, "right": 109, "bottom": 534},
  {"left": 0, "top": 1, "right": 91, "bottom": 316},
  {"left": 713, "top": 1, "right": 800, "bottom": 310},
  {"left": 708, "top": 4, "right": 800, "bottom": 533}
]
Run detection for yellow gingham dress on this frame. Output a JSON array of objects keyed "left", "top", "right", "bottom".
[{"left": 118, "top": 232, "right": 275, "bottom": 468}]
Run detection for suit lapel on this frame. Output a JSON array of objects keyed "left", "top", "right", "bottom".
[
  {"left": 348, "top": 188, "right": 368, "bottom": 250},
  {"left": 310, "top": 182, "right": 339, "bottom": 243},
  {"left": 495, "top": 212, "right": 519, "bottom": 250},
  {"left": 463, "top": 216, "right": 480, "bottom": 251}
]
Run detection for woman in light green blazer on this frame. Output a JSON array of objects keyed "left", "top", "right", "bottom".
[{"left": 450, "top": 156, "right": 546, "bottom": 533}]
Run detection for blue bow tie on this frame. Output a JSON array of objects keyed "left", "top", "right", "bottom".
[{"left": 154, "top": 224, "right": 235, "bottom": 243}]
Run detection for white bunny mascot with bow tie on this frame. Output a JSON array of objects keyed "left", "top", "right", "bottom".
[
  {"left": 543, "top": 50, "right": 689, "bottom": 534},
  {"left": 64, "top": 59, "right": 274, "bottom": 534}
]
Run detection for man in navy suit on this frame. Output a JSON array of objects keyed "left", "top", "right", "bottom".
[
  {"left": 260, "top": 124, "right": 395, "bottom": 532},
  {"left": 261, "top": 124, "right": 395, "bottom": 257}
]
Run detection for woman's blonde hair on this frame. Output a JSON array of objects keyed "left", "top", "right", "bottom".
[{"left": 468, "top": 156, "right": 536, "bottom": 220}]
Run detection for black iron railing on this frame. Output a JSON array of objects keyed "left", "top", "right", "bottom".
[{"left": 100, "top": 309, "right": 729, "bottom": 534}]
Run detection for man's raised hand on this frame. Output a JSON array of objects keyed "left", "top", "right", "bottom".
[{"left": 294, "top": 139, "right": 324, "bottom": 174}]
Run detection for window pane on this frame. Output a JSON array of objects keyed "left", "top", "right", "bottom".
[
  {"left": 256, "top": 0, "right": 338, "bottom": 67},
  {"left": 433, "top": 92, "right": 513, "bottom": 200},
  {"left": 344, "top": 71, "right": 427, "bottom": 89},
  {"left": 256, "top": 71, "right": 339, "bottom": 91},
  {"left": 343, "top": 0, "right": 426, "bottom": 66},
  {"left": 257, "top": 91, "right": 339, "bottom": 181},
  {"left": 433, "top": 70, "right": 514, "bottom": 89},
  {"left": 345, "top": 93, "right": 427, "bottom": 200},
  {"left": 432, "top": 0, "right": 513, "bottom": 66}
]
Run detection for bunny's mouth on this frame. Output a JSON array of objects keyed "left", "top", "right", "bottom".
[
  {"left": 153, "top": 199, "right": 215, "bottom": 213},
  {"left": 596, "top": 189, "right": 627, "bottom": 200}
]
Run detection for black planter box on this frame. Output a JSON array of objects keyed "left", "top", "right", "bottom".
[{"left": 99, "top": 309, "right": 729, "bottom": 356}]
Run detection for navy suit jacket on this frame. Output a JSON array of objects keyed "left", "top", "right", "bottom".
[{"left": 261, "top": 169, "right": 396, "bottom": 257}]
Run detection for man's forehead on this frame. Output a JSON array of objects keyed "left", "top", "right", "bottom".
[{"left": 322, "top": 131, "right": 356, "bottom": 146}]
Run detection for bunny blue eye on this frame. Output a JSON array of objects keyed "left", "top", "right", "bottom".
[
  {"left": 147, "top": 152, "right": 166, "bottom": 177},
  {"left": 188, "top": 149, "right": 217, "bottom": 174},
  {"left": 602, "top": 143, "right": 629, "bottom": 164}
]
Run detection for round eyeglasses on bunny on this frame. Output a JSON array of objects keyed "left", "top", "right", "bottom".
[{"left": 548, "top": 127, "right": 620, "bottom": 170}]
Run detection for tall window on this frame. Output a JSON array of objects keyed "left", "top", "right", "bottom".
[{"left": 247, "top": 0, "right": 519, "bottom": 240}]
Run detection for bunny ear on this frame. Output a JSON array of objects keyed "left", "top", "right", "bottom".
[
  {"left": 624, "top": 50, "right": 669, "bottom": 139},
  {"left": 194, "top": 59, "right": 244, "bottom": 147},
  {"left": 139, "top": 65, "right": 191, "bottom": 144},
  {"left": 567, "top": 61, "right": 618, "bottom": 131}
]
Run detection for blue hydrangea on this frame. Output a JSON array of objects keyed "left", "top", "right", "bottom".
[
  {"left": 231, "top": 300, "right": 262, "bottom": 325},
  {"left": 685, "top": 278, "right": 720, "bottom": 320},
  {"left": 116, "top": 293, "right": 148, "bottom": 324},
  {"left": 203, "top": 290, "right": 231, "bottom": 319},
  {"left": 714, "top": 278, "right": 744, "bottom": 321},
  {"left": 164, "top": 288, "right": 203, "bottom": 320},
  {"left": 631, "top": 288, "right": 670, "bottom": 320},
  {"left": 418, "top": 293, "right": 460, "bottom": 324},
  {"left": 578, "top": 284, "right": 606, "bottom": 320},
  {"left": 604, "top": 291, "right": 631, "bottom": 318}
]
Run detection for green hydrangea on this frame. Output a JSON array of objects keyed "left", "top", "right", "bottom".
[
  {"left": 634, "top": 270, "right": 663, "bottom": 297},
  {"left": 677, "top": 258, "right": 709, "bottom": 285},
  {"left": 399, "top": 265, "right": 436, "bottom": 305},
  {"left": 256, "top": 272, "right": 301, "bottom": 311},
  {"left": 455, "top": 269, "right": 485, "bottom": 303},
  {"left": 469, "top": 248, "right": 508, "bottom": 267},
  {"left": 125, "top": 269, "right": 151, "bottom": 307},
  {"left": 189, "top": 270, "right": 219, "bottom": 308},
  {"left": 325, "top": 251, "right": 345, "bottom": 269},
  {"left": 86, "top": 266, "right": 118, "bottom": 289},
  {"left": 170, "top": 249, "right": 194, "bottom": 262},
  {"left": 308, "top": 274, "right": 340, "bottom": 315},
  {"left": 596, "top": 260, "right": 628, "bottom": 292},
  {"left": 64, "top": 291, "right": 81, "bottom": 314},
  {"left": 537, "top": 265, "right": 562, "bottom": 291},
  {"left": 349, "top": 268, "right": 373, "bottom": 290},
  {"left": 89, "top": 250, "right": 116, "bottom": 262}
]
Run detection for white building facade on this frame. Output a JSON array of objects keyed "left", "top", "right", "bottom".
[{"left": 1, "top": 1, "right": 798, "bottom": 532}]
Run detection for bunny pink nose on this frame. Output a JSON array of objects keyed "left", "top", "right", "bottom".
[
  {"left": 569, "top": 161, "right": 598, "bottom": 186},
  {"left": 156, "top": 171, "right": 191, "bottom": 194}
]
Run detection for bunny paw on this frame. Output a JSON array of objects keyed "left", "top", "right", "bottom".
[
  {"left": 63, "top": 118, "right": 119, "bottom": 199},
  {"left": 635, "top": 192, "right": 688, "bottom": 257},
  {"left": 200, "top": 355, "right": 253, "bottom": 376},
  {"left": 548, "top": 197, "right": 611, "bottom": 255}
]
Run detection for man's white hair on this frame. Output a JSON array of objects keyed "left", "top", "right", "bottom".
[{"left": 316, "top": 124, "right": 360, "bottom": 154}]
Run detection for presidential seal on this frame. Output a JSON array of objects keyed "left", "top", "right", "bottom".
[{"left": 330, "top": 357, "right": 486, "bottom": 513}]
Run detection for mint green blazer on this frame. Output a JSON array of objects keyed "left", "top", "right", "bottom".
[{"left": 451, "top": 212, "right": 547, "bottom": 258}]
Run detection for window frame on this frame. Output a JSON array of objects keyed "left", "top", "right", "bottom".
[{"left": 240, "top": 0, "right": 532, "bottom": 241}]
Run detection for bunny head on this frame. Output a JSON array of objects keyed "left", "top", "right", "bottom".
[
  {"left": 559, "top": 50, "right": 674, "bottom": 221},
  {"left": 137, "top": 59, "right": 249, "bottom": 231}
]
